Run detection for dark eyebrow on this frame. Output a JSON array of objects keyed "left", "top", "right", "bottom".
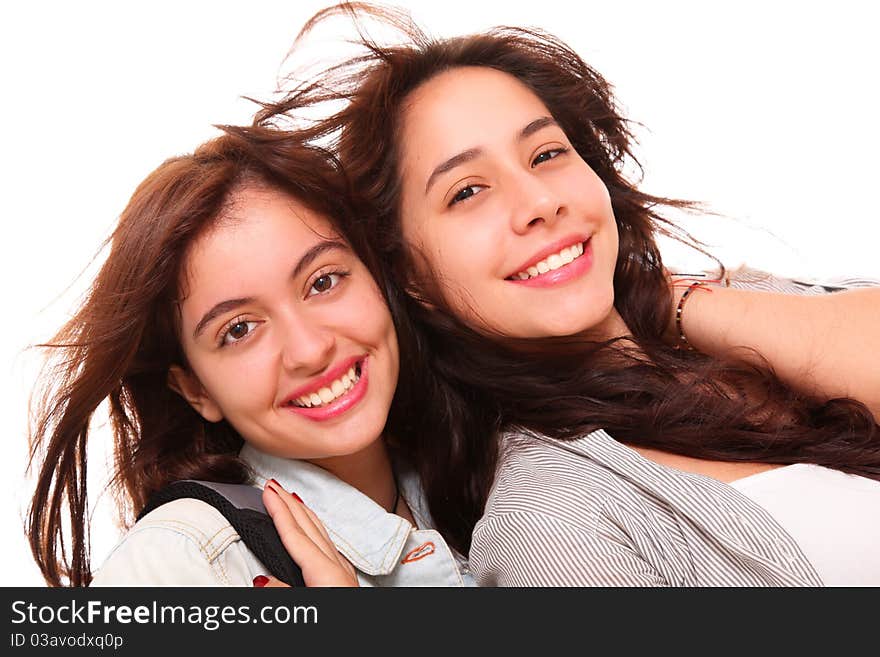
[
  {"left": 424, "top": 148, "right": 482, "bottom": 194},
  {"left": 290, "top": 239, "right": 348, "bottom": 280},
  {"left": 193, "top": 297, "right": 255, "bottom": 339},
  {"left": 423, "top": 117, "right": 558, "bottom": 195},
  {"left": 192, "top": 239, "right": 348, "bottom": 340},
  {"left": 519, "top": 116, "right": 558, "bottom": 140}
]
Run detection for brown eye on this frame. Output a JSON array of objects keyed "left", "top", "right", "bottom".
[
  {"left": 220, "top": 320, "right": 258, "bottom": 346},
  {"left": 307, "top": 272, "right": 346, "bottom": 297},
  {"left": 449, "top": 184, "right": 486, "bottom": 207},
  {"left": 531, "top": 147, "right": 567, "bottom": 168},
  {"left": 313, "top": 275, "right": 333, "bottom": 293},
  {"left": 229, "top": 322, "right": 250, "bottom": 339},
  {"left": 452, "top": 186, "right": 476, "bottom": 203}
]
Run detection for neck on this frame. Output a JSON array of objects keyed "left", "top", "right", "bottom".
[
  {"left": 308, "top": 439, "right": 397, "bottom": 512},
  {"left": 586, "top": 306, "right": 635, "bottom": 343}
]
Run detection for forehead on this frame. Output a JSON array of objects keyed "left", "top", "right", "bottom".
[
  {"left": 401, "top": 66, "right": 552, "bottom": 153},
  {"left": 179, "top": 187, "right": 341, "bottom": 301}
]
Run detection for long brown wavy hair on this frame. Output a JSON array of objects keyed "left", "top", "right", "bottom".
[
  {"left": 253, "top": 2, "right": 880, "bottom": 556},
  {"left": 26, "top": 126, "right": 405, "bottom": 586}
]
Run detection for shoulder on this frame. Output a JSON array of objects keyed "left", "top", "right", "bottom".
[
  {"left": 470, "top": 505, "right": 666, "bottom": 586},
  {"left": 722, "top": 265, "right": 880, "bottom": 294},
  {"left": 477, "top": 433, "right": 614, "bottom": 555},
  {"left": 90, "top": 498, "right": 260, "bottom": 586},
  {"left": 473, "top": 432, "right": 671, "bottom": 585},
  {"left": 490, "top": 431, "right": 620, "bottom": 518}
]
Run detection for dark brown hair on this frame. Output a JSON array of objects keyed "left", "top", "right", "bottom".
[
  {"left": 257, "top": 3, "right": 880, "bottom": 555},
  {"left": 26, "top": 126, "right": 395, "bottom": 586}
]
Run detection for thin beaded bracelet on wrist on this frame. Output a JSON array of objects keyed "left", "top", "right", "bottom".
[{"left": 674, "top": 280, "right": 708, "bottom": 351}]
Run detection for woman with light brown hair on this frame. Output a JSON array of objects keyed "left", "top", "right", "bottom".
[
  {"left": 27, "top": 125, "right": 471, "bottom": 587},
  {"left": 257, "top": 2, "right": 880, "bottom": 585}
]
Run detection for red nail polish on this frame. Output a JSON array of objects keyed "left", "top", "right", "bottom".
[
  {"left": 268, "top": 478, "right": 283, "bottom": 490},
  {"left": 253, "top": 575, "right": 269, "bottom": 587},
  {"left": 291, "top": 492, "right": 303, "bottom": 504}
]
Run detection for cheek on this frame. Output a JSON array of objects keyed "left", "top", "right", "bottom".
[
  {"left": 586, "top": 173, "right": 615, "bottom": 220},
  {"left": 193, "top": 350, "right": 274, "bottom": 414},
  {"left": 339, "top": 282, "right": 397, "bottom": 344},
  {"left": 423, "top": 221, "right": 497, "bottom": 289},
  {"left": 400, "top": 202, "right": 501, "bottom": 312}
]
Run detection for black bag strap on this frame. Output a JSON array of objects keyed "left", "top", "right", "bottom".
[{"left": 138, "top": 480, "right": 305, "bottom": 587}]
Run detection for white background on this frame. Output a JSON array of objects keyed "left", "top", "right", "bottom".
[{"left": 3, "top": 1, "right": 878, "bottom": 585}]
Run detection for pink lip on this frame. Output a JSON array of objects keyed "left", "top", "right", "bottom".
[
  {"left": 280, "top": 356, "right": 368, "bottom": 422},
  {"left": 506, "top": 234, "right": 591, "bottom": 278},
  {"left": 282, "top": 355, "right": 361, "bottom": 402},
  {"left": 507, "top": 237, "right": 593, "bottom": 288}
]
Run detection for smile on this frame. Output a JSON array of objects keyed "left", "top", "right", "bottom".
[
  {"left": 288, "top": 361, "right": 362, "bottom": 408},
  {"left": 281, "top": 357, "right": 369, "bottom": 421},
  {"left": 505, "top": 236, "right": 594, "bottom": 288},
  {"left": 508, "top": 241, "right": 586, "bottom": 280}
]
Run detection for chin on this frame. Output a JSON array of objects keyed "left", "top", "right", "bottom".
[{"left": 532, "top": 296, "right": 616, "bottom": 339}]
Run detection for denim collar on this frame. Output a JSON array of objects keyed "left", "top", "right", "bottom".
[{"left": 239, "top": 444, "right": 426, "bottom": 576}]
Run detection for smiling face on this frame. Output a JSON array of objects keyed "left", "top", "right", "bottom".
[
  {"left": 170, "top": 186, "right": 399, "bottom": 468},
  {"left": 397, "top": 66, "right": 621, "bottom": 338}
]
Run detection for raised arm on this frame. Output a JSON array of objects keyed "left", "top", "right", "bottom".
[{"left": 671, "top": 277, "right": 880, "bottom": 421}]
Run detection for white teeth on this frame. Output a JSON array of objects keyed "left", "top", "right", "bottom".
[
  {"left": 291, "top": 364, "right": 362, "bottom": 408},
  {"left": 512, "top": 242, "right": 586, "bottom": 280}
]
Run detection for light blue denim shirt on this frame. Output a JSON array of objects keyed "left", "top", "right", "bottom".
[{"left": 91, "top": 444, "right": 474, "bottom": 587}]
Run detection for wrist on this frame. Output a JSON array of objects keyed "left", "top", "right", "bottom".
[{"left": 667, "top": 275, "right": 722, "bottom": 350}]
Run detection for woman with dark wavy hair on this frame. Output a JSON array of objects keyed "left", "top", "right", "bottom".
[
  {"left": 27, "top": 126, "right": 471, "bottom": 588},
  {"left": 257, "top": 2, "right": 880, "bottom": 585}
]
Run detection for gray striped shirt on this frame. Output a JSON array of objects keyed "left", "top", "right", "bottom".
[
  {"left": 470, "top": 270, "right": 878, "bottom": 587},
  {"left": 470, "top": 429, "right": 825, "bottom": 586}
]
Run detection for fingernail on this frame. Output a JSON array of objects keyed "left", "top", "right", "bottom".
[
  {"left": 290, "top": 492, "right": 303, "bottom": 504},
  {"left": 268, "top": 478, "right": 283, "bottom": 490},
  {"left": 253, "top": 575, "right": 269, "bottom": 588}
]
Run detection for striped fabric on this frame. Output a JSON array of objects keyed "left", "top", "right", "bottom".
[
  {"left": 471, "top": 430, "right": 825, "bottom": 586},
  {"left": 470, "top": 270, "right": 878, "bottom": 587},
  {"left": 674, "top": 265, "right": 880, "bottom": 294}
]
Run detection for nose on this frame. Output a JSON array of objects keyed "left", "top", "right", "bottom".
[
  {"left": 509, "top": 171, "right": 564, "bottom": 234},
  {"left": 278, "top": 312, "right": 335, "bottom": 375}
]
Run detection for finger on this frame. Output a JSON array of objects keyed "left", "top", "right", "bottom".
[
  {"left": 262, "top": 486, "right": 359, "bottom": 587},
  {"left": 293, "top": 495, "right": 335, "bottom": 547},
  {"left": 268, "top": 487, "right": 355, "bottom": 576},
  {"left": 264, "top": 480, "right": 339, "bottom": 562},
  {"left": 253, "top": 575, "right": 290, "bottom": 588},
  {"left": 262, "top": 485, "right": 335, "bottom": 568},
  {"left": 294, "top": 505, "right": 355, "bottom": 578}
]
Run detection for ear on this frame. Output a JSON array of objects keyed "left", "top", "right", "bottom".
[{"left": 167, "top": 365, "right": 224, "bottom": 423}]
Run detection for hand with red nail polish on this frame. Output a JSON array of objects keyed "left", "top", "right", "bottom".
[
  {"left": 253, "top": 574, "right": 291, "bottom": 588},
  {"left": 262, "top": 480, "right": 358, "bottom": 587},
  {"left": 254, "top": 575, "right": 291, "bottom": 589}
]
